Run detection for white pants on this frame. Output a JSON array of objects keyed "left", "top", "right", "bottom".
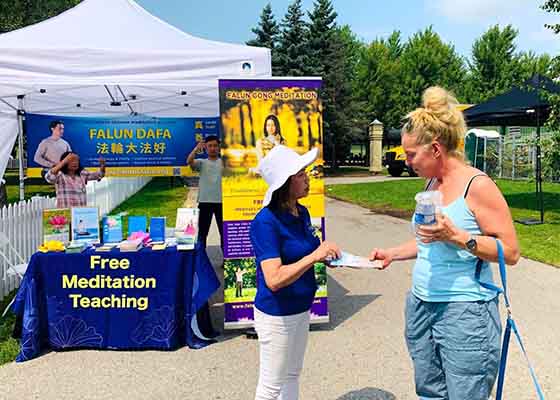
[{"left": 254, "top": 308, "right": 311, "bottom": 400}]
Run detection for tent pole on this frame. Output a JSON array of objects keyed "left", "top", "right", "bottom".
[
  {"left": 536, "top": 75, "right": 544, "bottom": 223},
  {"left": 498, "top": 132, "right": 503, "bottom": 178},
  {"left": 483, "top": 137, "right": 487, "bottom": 173},
  {"left": 17, "top": 95, "right": 25, "bottom": 202},
  {"left": 474, "top": 137, "right": 478, "bottom": 169}
]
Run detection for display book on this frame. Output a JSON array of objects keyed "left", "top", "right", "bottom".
[
  {"left": 71, "top": 207, "right": 101, "bottom": 245},
  {"left": 174, "top": 208, "right": 199, "bottom": 250},
  {"left": 41, "top": 207, "right": 96, "bottom": 253},
  {"left": 42, "top": 208, "right": 71, "bottom": 244},
  {"left": 109, "top": 215, "right": 168, "bottom": 252}
]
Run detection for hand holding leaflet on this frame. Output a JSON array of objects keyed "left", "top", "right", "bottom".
[{"left": 329, "top": 251, "right": 383, "bottom": 269}]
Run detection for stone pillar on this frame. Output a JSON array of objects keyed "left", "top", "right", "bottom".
[{"left": 369, "top": 119, "right": 384, "bottom": 174}]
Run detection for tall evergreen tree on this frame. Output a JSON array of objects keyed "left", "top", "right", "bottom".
[
  {"left": 337, "top": 25, "right": 369, "bottom": 146},
  {"left": 277, "top": 0, "right": 309, "bottom": 76},
  {"left": 0, "top": 0, "right": 81, "bottom": 33},
  {"left": 247, "top": 3, "right": 282, "bottom": 75},
  {"left": 306, "top": 0, "right": 354, "bottom": 167},
  {"left": 386, "top": 30, "right": 403, "bottom": 60},
  {"left": 322, "top": 27, "right": 355, "bottom": 167},
  {"left": 307, "top": 0, "right": 337, "bottom": 77}
]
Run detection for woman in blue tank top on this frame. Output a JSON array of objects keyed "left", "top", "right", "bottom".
[{"left": 370, "top": 87, "right": 520, "bottom": 400}]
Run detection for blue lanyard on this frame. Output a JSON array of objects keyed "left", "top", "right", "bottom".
[{"left": 476, "top": 239, "right": 545, "bottom": 400}]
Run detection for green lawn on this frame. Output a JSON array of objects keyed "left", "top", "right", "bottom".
[
  {"left": 224, "top": 287, "right": 257, "bottom": 303},
  {"left": 224, "top": 287, "right": 328, "bottom": 303},
  {"left": 324, "top": 166, "right": 380, "bottom": 177},
  {"left": 0, "top": 290, "right": 19, "bottom": 366},
  {"left": 327, "top": 178, "right": 560, "bottom": 266},
  {"left": 111, "top": 177, "right": 188, "bottom": 233},
  {"left": 4, "top": 170, "right": 55, "bottom": 204}
]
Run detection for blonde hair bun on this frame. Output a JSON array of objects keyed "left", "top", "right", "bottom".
[{"left": 403, "top": 86, "right": 466, "bottom": 159}]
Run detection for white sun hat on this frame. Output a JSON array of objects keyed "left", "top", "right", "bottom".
[{"left": 258, "top": 145, "right": 319, "bottom": 208}]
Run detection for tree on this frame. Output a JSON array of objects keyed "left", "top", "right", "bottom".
[
  {"left": 277, "top": 0, "right": 309, "bottom": 76},
  {"left": 516, "top": 52, "right": 553, "bottom": 82},
  {"left": 306, "top": 0, "right": 356, "bottom": 167},
  {"left": 386, "top": 30, "right": 403, "bottom": 60},
  {"left": 336, "top": 25, "right": 369, "bottom": 145},
  {"left": 247, "top": 3, "right": 282, "bottom": 75},
  {"left": 542, "top": 0, "right": 560, "bottom": 33},
  {"left": 541, "top": 0, "right": 560, "bottom": 181},
  {"left": 393, "top": 27, "right": 466, "bottom": 122},
  {"left": 321, "top": 27, "right": 355, "bottom": 167},
  {"left": 307, "top": 0, "right": 337, "bottom": 77},
  {"left": 0, "top": 0, "right": 81, "bottom": 33},
  {"left": 355, "top": 32, "right": 402, "bottom": 130},
  {"left": 466, "top": 25, "right": 520, "bottom": 103}
]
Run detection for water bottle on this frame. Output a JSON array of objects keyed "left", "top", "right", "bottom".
[{"left": 413, "top": 191, "right": 442, "bottom": 235}]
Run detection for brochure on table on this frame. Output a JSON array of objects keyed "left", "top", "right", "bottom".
[
  {"left": 102, "top": 214, "right": 123, "bottom": 244},
  {"left": 128, "top": 216, "right": 147, "bottom": 236}
]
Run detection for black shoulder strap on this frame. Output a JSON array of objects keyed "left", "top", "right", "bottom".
[
  {"left": 463, "top": 174, "right": 486, "bottom": 198},
  {"left": 425, "top": 178, "right": 435, "bottom": 191}
]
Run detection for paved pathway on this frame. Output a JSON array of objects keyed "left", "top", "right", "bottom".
[
  {"left": 0, "top": 198, "right": 557, "bottom": 399},
  {"left": 324, "top": 176, "right": 418, "bottom": 185}
]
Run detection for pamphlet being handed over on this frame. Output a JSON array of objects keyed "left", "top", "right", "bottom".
[{"left": 330, "top": 251, "right": 383, "bottom": 269}]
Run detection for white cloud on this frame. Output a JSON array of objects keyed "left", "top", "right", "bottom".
[
  {"left": 429, "top": 0, "right": 526, "bottom": 23},
  {"left": 429, "top": 0, "right": 560, "bottom": 54}
]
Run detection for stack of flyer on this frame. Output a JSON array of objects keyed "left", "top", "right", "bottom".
[
  {"left": 96, "top": 244, "right": 116, "bottom": 252},
  {"left": 66, "top": 241, "right": 88, "bottom": 254},
  {"left": 102, "top": 214, "right": 123, "bottom": 244},
  {"left": 118, "top": 238, "right": 143, "bottom": 252}
]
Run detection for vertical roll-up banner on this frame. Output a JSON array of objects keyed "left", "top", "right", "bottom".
[{"left": 219, "top": 78, "right": 328, "bottom": 329}]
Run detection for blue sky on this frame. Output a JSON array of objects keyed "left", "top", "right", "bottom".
[{"left": 136, "top": 0, "right": 559, "bottom": 58}]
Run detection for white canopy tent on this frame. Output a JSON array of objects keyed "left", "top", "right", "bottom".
[{"left": 0, "top": 0, "right": 271, "bottom": 197}]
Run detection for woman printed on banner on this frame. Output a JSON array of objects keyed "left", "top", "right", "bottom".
[{"left": 255, "top": 115, "right": 286, "bottom": 165}]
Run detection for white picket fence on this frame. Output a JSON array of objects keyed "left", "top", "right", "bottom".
[
  {"left": 0, "top": 177, "right": 151, "bottom": 300},
  {"left": 86, "top": 177, "right": 151, "bottom": 216}
]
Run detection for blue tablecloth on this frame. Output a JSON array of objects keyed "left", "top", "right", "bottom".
[{"left": 11, "top": 245, "right": 220, "bottom": 362}]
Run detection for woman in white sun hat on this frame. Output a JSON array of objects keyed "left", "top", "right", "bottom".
[{"left": 250, "top": 145, "right": 341, "bottom": 400}]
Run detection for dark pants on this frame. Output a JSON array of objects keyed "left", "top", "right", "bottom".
[
  {"left": 236, "top": 281, "right": 243, "bottom": 297},
  {"left": 198, "top": 202, "right": 223, "bottom": 249}
]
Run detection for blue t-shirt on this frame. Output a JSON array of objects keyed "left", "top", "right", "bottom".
[{"left": 250, "top": 204, "right": 320, "bottom": 316}]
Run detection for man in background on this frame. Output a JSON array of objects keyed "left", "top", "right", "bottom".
[
  {"left": 186, "top": 135, "right": 223, "bottom": 250},
  {"left": 186, "top": 134, "right": 223, "bottom": 340}
]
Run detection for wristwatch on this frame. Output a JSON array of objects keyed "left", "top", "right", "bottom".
[{"left": 465, "top": 235, "right": 477, "bottom": 252}]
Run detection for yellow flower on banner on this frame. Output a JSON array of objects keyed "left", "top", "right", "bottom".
[{"left": 38, "top": 240, "right": 65, "bottom": 253}]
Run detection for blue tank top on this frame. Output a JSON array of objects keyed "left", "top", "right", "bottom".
[{"left": 412, "top": 175, "right": 498, "bottom": 302}]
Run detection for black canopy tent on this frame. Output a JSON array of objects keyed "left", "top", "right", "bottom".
[{"left": 464, "top": 74, "right": 560, "bottom": 224}]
